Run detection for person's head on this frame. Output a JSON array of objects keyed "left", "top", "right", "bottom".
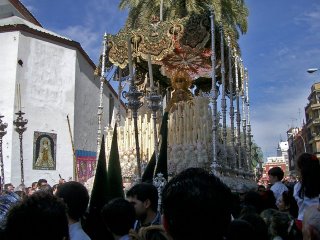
[
  {"left": 38, "top": 184, "right": 52, "bottom": 195},
  {"left": 242, "top": 191, "right": 263, "bottom": 214},
  {"left": 277, "top": 190, "right": 298, "bottom": 218},
  {"left": 240, "top": 213, "right": 269, "bottom": 240},
  {"left": 226, "top": 219, "right": 256, "bottom": 240},
  {"left": 37, "top": 179, "right": 48, "bottom": 188},
  {"left": 31, "top": 182, "right": 38, "bottom": 190},
  {"left": 101, "top": 198, "right": 135, "bottom": 238},
  {"left": 138, "top": 225, "right": 170, "bottom": 240},
  {"left": 4, "top": 183, "right": 14, "bottom": 193},
  {"left": 56, "top": 181, "right": 89, "bottom": 222},
  {"left": 260, "top": 189, "right": 277, "bottom": 210},
  {"left": 260, "top": 208, "right": 278, "bottom": 226},
  {"left": 237, "top": 184, "right": 249, "bottom": 202},
  {"left": 126, "top": 183, "right": 158, "bottom": 220},
  {"left": 269, "top": 211, "right": 295, "bottom": 240},
  {"left": 268, "top": 167, "right": 284, "bottom": 184},
  {"left": 58, "top": 178, "right": 66, "bottom": 185},
  {"left": 303, "top": 205, "right": 320, "bottom": 240},
  {"left": 162, "top": 168, "right": 233, "bottom": 240},
  {"left": 26, "top": 187, "right": 35, "bottom": 196},
  {"left": 4, "top": 191, "right": 69, "bottom": 240},
  {"left": 257, "top": 185, "right": 266, "bottom": 194},
  {"left": 296, "top": 153, "right": 320, "bottom": 199}
]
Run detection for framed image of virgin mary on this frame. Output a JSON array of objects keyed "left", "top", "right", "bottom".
[{"left": 33, "top": 131, "right": 57, "bottom": 170}]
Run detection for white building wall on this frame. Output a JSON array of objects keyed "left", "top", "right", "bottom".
[
  {"left": 74, "top": 52, "right": 99, "bottom": 152},
  {"left": 0, "top": 31, "right": 19, "bottom": 184},
  {"left": 2, "top": 31, "right": 77, "bottom": 186}
]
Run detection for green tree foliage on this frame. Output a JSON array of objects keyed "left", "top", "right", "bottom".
[{"left": 119, "top": 0, "right": 248, "bottom": 49}]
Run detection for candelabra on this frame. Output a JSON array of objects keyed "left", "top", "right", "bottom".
[
  {"left": 123, "top": 36, "right": 144, "bottom": 179},
  {"left": 209, "top": 9, "right": 221, "bottom": 176},
  {"left": 0, "top": 114, "right": 8, "bottom": 189},
  {"left": 153, "top": 172, "right": 167, "bottom": 212},
  {"left": 235, "top": 54, "right": 241, "bottom": 175},
  {"left": 124, "top": 84, "right": 144, "bottom": 178},
  {"left": 227, "top": 36, "right": 235, "bottom": 171},
  {"left": 13, "top": 110, "right": 28, "bottom": 186},
  {"left": 146, "top": 54, "right": 162, "bottom": 177},
  {"left": 146, "top": 90, "right": 162, "bottom": 175}
]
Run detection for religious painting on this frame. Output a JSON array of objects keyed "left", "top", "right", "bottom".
[
  {"left": 33, "top": 131, "right": 57, "bottom": 170},
  {"left": 75, "top": 150, "right": 96, "bottom": 183}
]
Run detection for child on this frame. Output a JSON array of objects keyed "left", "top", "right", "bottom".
[{"left": 268, "top": 167, "right": 288, "bottom": 206}]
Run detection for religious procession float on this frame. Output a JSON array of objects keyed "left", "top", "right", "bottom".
[{"left": 87, "top": 0, "right": 261, "bottom": 192}]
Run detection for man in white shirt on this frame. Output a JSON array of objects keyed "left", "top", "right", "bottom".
[
  {"left": 268, "top": 167, "right": 288, "bottom": 207},
  {"left": 56, "top": 181, "right": 91, "bottom": 240}
]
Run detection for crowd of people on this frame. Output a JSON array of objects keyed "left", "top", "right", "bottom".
[{"left": 0, "top": 152, "right": 319, "bottom": 240}]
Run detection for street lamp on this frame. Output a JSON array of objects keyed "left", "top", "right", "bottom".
[
  {"left": 13, "top": 110, "right": 28, "bottom": 186},
  {"left": 307, "top": 68, "right": 319, "bottom": 74}
]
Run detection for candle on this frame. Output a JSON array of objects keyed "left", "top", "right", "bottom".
[
  {"left": 147, "top": 54, "right": 154, "bottom": 89},
  {"left": 127, "top": 36, "right": 134, "bottom": 82}
]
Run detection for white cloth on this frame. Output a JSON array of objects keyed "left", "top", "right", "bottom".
[
  {"left": 270, "top": 181, "right": 288, "bottom": 206},
  {"left": 69, "top": 222, "right": 91, "bottom": 240},
  {"left": 293, "top": 182, "right": 319, "bottom": 220}
]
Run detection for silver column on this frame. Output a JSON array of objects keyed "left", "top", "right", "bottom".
[
  {"left": 210, "top": 9, "right": 220, "bottom": 174},
  {"left": 227, "top": 37, "right": 235, "bottom": 169},
  {"left": 96, "top": 33, "right": 108, "bottom": 159}
]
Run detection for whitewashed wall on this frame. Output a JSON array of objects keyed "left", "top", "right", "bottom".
[
  {"left": 0, "top": 31, "right": 19, "bottom": 185},
  {"left": 0, "top": 31, "right": 76, "bottom": 186}
]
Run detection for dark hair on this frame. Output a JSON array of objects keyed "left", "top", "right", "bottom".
[
  {"left": 260, "top": 190, "right": 277, "bottom": 210},
  {"left": 268, "top": 167, "right": 284, "bottom": 181},
  {"left": 4, "top": 183, "right": 13, "bottom": 191},
  {"left": 37, "top": 179, "right": 48, "bottom": 186},
  {"left": 126, "top": 183, "right": 158, "bottom": 212},
  {"left": 269, "top": 211, "right": 294, "bottom": 240},
  {"left": 281, "top": 190, "right": 298, "bottom": 218},
  {"left": 226, "top": 219, "right": 256, "bottom": 240},
  {"left": 296, "top": 153, "right": 320, "bottom": 198},
  {"left": 101, "top": 198, "right": 135, "bottom": 236},
  {"left": 56, "top": 181, "right": 89, "bottom": 221},
  {"left": 4, "top": 191, "right": 69, "bottom": 240},
  {"left": 240, "top": 213, "right": 268, "bottom": 240},
  {"left": 139, "top": 225, "right": 169, "bottom": 240},
  {"left": 31, "top": 182, "right": 38, "bottom": 188},
  {"left": 38, "top": 184, "right": 52, "bottom": 195},
  {"left": 52, "top": 184, "right": 59, "bottom": 192},
  {"left": 162, "top": 168, "right": 232, "bottom": 240},
  {"left": 243, "top": 191, "right": 263, "bottom": 214}
]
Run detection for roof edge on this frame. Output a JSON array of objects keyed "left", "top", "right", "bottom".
[
  {"left": 0, "top": 24, "right": 127, "bottom": 110},
  {"left": 9, "top": 0, "right": 42, "bottom": 27}
]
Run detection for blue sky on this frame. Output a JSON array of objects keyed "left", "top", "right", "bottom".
[{"left": 21, "top": 0, "right": 320, "bottom": 160}]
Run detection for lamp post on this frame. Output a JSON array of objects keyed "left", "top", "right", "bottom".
[
  {"left": 0, "top": 114, "right": 8, "bottom": 189},
  {"left": 307, "top": 68, "right": 319, "bottom": 74},
  {"left": 13, "top": 110, "right": 28, "bottom": 186},
  {"left": 123, "top": 36, "right": 144, "bottom": 179}
]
